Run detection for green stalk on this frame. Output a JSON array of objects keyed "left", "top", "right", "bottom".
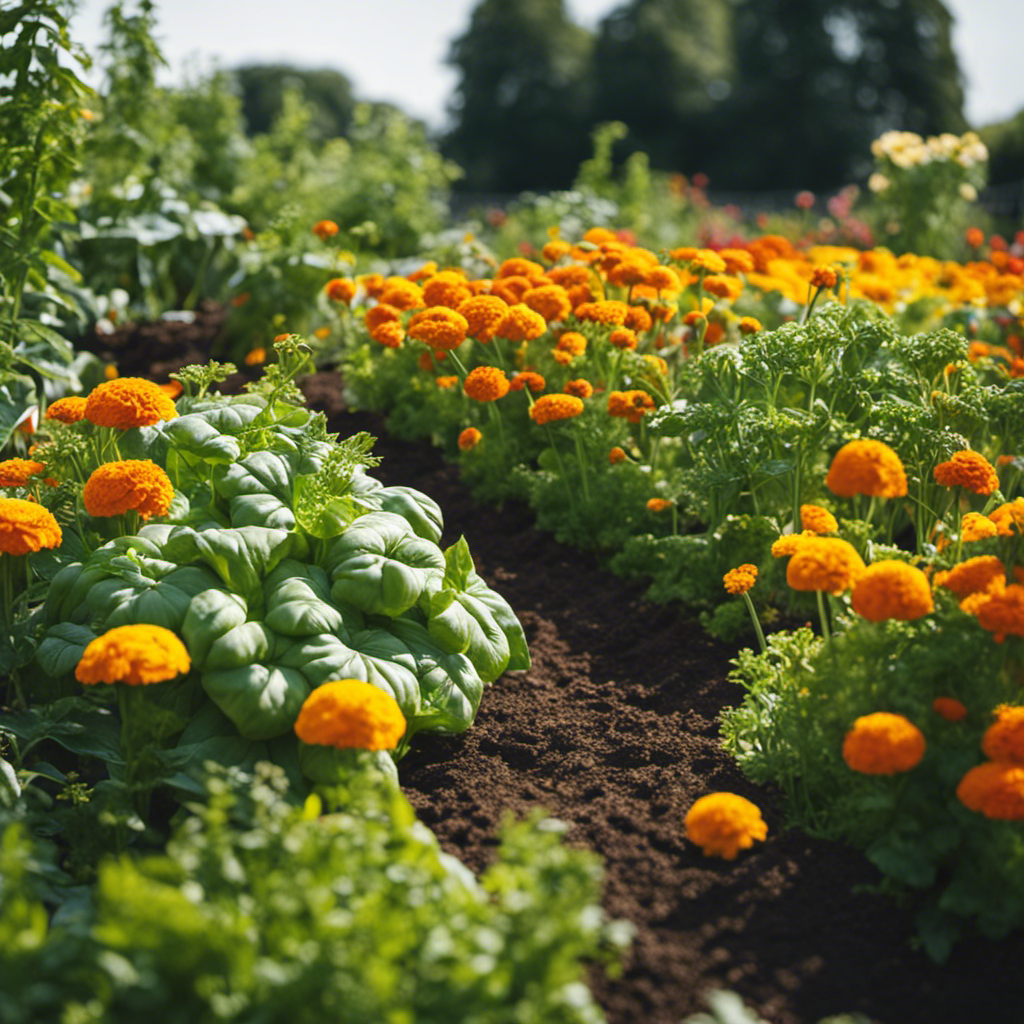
[
  {"left": 742, "top": 591, "right": 767, "bottom": 654},
  {"left": 544, "top": 425, "right": 577, "bottom": 516},
  {"left": 816, "top": 590, "right": 831, "bottom": 641},
  {"left": 572, "top": 427, "right": 591, "bottom": 504}
]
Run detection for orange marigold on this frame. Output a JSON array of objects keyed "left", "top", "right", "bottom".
[
  {"left": 458, "top": 427, "right": 482, "bottom": 451},
  {"left": 825, "top": 440, "right": 907, "bottom": 499},
  {"left": 786, "top": 537, "right": 866, "bottom": 594},
  {"left": 810, "top": 266, "right": 839, "bottom": 289},
  {"left": 84, "top": 378, "right": 179, "bottom": 429},
  {"left": 464, "top": 366, "right": 510, "bottom": 402},
  {"left": 723, "top": 564, "right": 758, "bottom": 595},
  {"left": 982, "top": 706, "right": 1024, "bottom": 763},
  {"left": 609, "top": 327, "right": 638, "bottom": 350},
  {"left": 771, "top": 533, "right": 814, "bottom": 558},
  {"left": 422, "top": 270, "right": 473, "bottom": 310},
  {"left": 326, "top": 277, "right": 357, "bottom": 304},
  {"left": 359, "top": 273, "right": 385, "bottom": 299},
  {"left": 82, "top": 460, "right": 174, "bottom": 520},
  {"left": 842, "top": 712, "right": 926, "bottom": 774},
  {"left": 0, "top": 497, "right": 61, "bottom": 555},
  {"left": 684, "top": 792, "right": 767, "bottom": 860},
  {"left": 989, "top": 498, "right": 1024, "bottom": 537},
  {"left": 720, "top": 248, "right": 755, "bottom": 275},
  {"left": 494, "top": 303, "right": 548, "bottom": 342},
  {"left": 932, "top": 697, "right": 968, "bottom": 722},
  {"left": 957, "top": 761, "right": 1024, "bottom": 819},
  {"left": 961, "top": 511, "right": 998, "bottom": 543},
  {"left": 365, "top": 303, "right": 402, "bottom": 334},
  {"left": 933, "top": 450, "right": 999, "bottom": 495},
  {"left": 0, "top": 459, "right": 44, "bottom": 488},
  {"left": 607, "top": 389, "right": 655, "bottom": 424},
  {"left": 624, "top": 305, "right": 653, "bottom": 332},
  {"left": 76, "top": 623, "right": 190, "bottom": 687},
  {"left": 371, "top": 321, "right": 405, "bottom": 348},
  {"left": 850, "top": 561, "right": 934, "bottom": 622},
  {"left": 800, "top": 504, "right": 838, "bottom": 534},
  {"left": 378, "top": 278, "right": 424, "bottom": 311},
  {"left": 294, "top": 679, "right": 406, "bottom": 751},
  {"left": 490, "top": 275, "right": 533, "bottom": 306},
  {"left": 407, "top": 307, "right": 469, "bottom": 350},
  {"left": 509, "top": 371, "right": 546, "bottom": 393},
  {"left": 689, "top": 250, "right": 727, "bottom": 275},
  {"left": 608, "top": 446, "right": 627, "bottom": 465},
  {"left": 564, "top": 379, "right": 594, "bottom": 399},
  {"left": 312, "top": 219, "right": 339, "bottom": 240},
  {"left": 975, "top": 584, "right": 1024, "bottom": 642},
  {"left": 555, "top": 331, "right": 587, "bottom": 357},
  {"left": 523, "top": 284, "right": 572, "bottom": 323},
  {"left": 530, "top": 394, "right": 584, "bottom": 425},
  {"left": 646, "top": 498, "right": 673, "bottom": 513},
  {"left": 940, "top": 555, "right": 1006, "bottom": 599},
  {"left": 244, "top": 347, "right": 267, "bottom": 366},
  {"left": 738, "top": 316, "right": 762, "bottom": 336},
  {"left": 496, "top": 257, "right": 546, "bottom": 283},
  {"left": 643, "top": 265, "right": 681, "bottom": 292},
  {"left": 457, "top": 294, "right": 509, "bottom": 342},
  {"left": 436, "top": 375, "right": 458, "bottom": 389},
  {"left": 573, "top": 300, "right": 630, "bottom": 326},
  {"left": 703, "top": 274, "right": 743, "bottom": 300},
  {"left": 45, "top": 396, "right": 88, "bottom": 424},
  {"left": 541, "top": 239, "right": 572, "bottom": 263}
]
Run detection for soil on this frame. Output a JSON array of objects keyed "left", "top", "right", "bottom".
[{"left": 90, "top": 314, "right": 1024, "bottom": 1024}]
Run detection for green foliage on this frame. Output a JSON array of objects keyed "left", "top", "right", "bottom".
[{"left": 233, "top": 63, "right": 356, "bottom": 139}]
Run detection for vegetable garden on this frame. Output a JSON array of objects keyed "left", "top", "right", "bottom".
[{"left": 2, "top": 3, "right": 1024, "bottom": 1022}]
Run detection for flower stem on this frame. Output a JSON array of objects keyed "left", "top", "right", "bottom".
[
  {"left": 742, "top": 591, "right": 767, "bottom": 654},
  {"left": 816, "top": 590, "right": 831, "bottom": 641}
]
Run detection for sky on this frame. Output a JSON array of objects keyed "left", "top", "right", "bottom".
[{"left": 68, "top": 0, "right": 1024, "bottom": 131}]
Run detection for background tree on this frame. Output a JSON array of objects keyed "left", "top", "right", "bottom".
[
  {"left": 233, "top": 64, "right": 356, "bottom": 140},
  {"left": 443, "top": 0, "right": 594, "bottom": 193}
]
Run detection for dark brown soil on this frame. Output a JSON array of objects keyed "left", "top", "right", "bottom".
[{"left": 99, "top": 314, "right": 1024, "bottom": 1024}]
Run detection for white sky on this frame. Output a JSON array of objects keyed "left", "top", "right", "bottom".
[{"left": 68, "top": 0, "right": 1024, "bottom": 130}]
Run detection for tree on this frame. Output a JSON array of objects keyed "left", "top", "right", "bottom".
[
  {"left": 443, "top": 0, "right": 594, "bottom": 193},
  {"left": 233, "top": 64, "right": 356, "bottom": 140}
]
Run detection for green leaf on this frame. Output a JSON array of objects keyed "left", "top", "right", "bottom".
[
  {"left": 161, "top": 414, "right": 241, "bottom": 466},
  {"left": 228, "top": 493, "right": 295, "bottom": 530},
  {"left": 0, "top": 755, "right": 21, "bottom": 808},
  {"left": 424, "top": 586, "right": 510, "bottom": 683},
  {"left": 36, "top": 622, "right": 98, "bottom": 678},
  {"left": 442, "top": 536, "right": 475, "bottom": 590},
  {"left": 263, "top": 561, "right": 357, "bottom": 638},
  {"left": 201, "top": 663, "right": 310, "bottom": 740},
  {"left": 182, "top": 589, "right": 248, "bottom": 669},
  {"left": 204, "top": 622, "right": 275, "bottom": 672},
  {"left": 298, "top": 744, "right": 399, "bottom": 786},
  {"left": 0, "top": 697, "right": 123, "bottom": 764},
  {"left": 102, "top": 565, "right": 223, "bottom": 632}
]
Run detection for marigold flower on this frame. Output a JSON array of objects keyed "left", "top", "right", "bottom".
[
  {"left": 541, "top": 239, "right": 572, "bottom": 263},
  {"left": 825, "top": 440, "right": 907, "bottom": 499},
  {"left": 422, "top": 270, "right": 472, "bottom": 310},
  {"left": 574, "top": 300, "right": 630, "bottom": 326},
  {"left": 244, "top": 348, "right": 267, "bottom": 366},
  {"left": 45, "top": 396, "right": 88, "bottom": 424},
  {"left": 624, "top": 305, "right": 653, "bottom": 333},
  {"left": 456, "top": 294, "right": 508, "bottom": 342},
  {"left": 530, "top": 394, "right": 584, "bottom": 425},
  {"left": 378, "top": 278, "right": 424, "bottom": 311},
  {"left": 957, "top": 761, "right": 1024, "bottom": 819},
  {"left": 564, "top": 379, "right": 594, "bottom": 399},
  {"left": 83, "top": 460, "right": 174, "bottom": 520},
  {"left": 463, "top": 366, "right": 510, "bottom": 402},
  {"left": 965, "top": 227, "right": 985, "bottom": 249},
  {"left": 407, "top": 261, "right": 438, "bottom": 283},
  {"left": 76, "top": 624, "right": 190, "bottom": 687},
  {"left": 786, "top": 537, "right": 866, "bottom": 594},
  {"left": 523, "top": 284, "right": 572, "bottom": 323},
  {"left": 609, "top": 327, "right": 638, "bottom": 350},
  {"left": 607, "top": 389, "right": 655, "bottom": 424},
  {"left": 494, "top": 303, "right": 547, "bottom": 342},
  {"left": 981, "top": 706, "right": 1024, "bottom": 763},
  {"left": 842, "top": 713, "right": 926, "bottom": 774},
  {"left": 684, "top": 792, "right": 767, "bottom": 860},
  {"left": 682, "top": 310, "right": 707, "bottom": 327},
  {"left": 457, "top": 427, "right": 482, "bottom": 451},
  {"left": 643, "top": 266, "right": 680, "bottom": 292},
  {"left": 800, "top": 504, "right": 838, "bottom": 534},
  {"left": 436, "top": 375, "right": 458, "bottom": 390},
  {"left": 312, "top": 219, "right": 339, "bottom": 240},
  {"left": 490, "top": 275, "right": 533, "bottom": 306},
  {"left": 547, "top": 264, "right": 593, "bottom": 289},
  {"left": 358, "top": 273, "right": 385, "bottom": 299},
  {"left": 555, "top": 331, "right": 587, "bottom": 357},
  {"left": 933, "top": 697, "right": 968, "bottom": 722},
  {"left": 961, "top": 511, "right": 998, "bottom": 543},
  {"left": 703, "top": 274, "right": 743, "bottom": 300},
  {"left": 371, "top": 321, "right": 405, "bottom": 348},
  {"left": 933, "top": 450, "right": 999, "bottom": 495},
  {"left": 407, "top": 307, "right": 469, "bottom": 350},
  {"left": 850, "top": 561, "right": 934, "bottom": 622},
  {"left": 84, "top": 378, "right": 179, "bottom": 429},
  {"left": 365, "top": 303, "right": 402, "bottom": 334},
  {"left": 159, "top": 380, "right": 184, "bottom": 399},
  {"left": 720, "top": 249, "right": 755, "bottom": 275},
  {"left": 989, "top": 498, "right": 1024, "bottom": 537},
  {"left": 939, "top": 555, "right": 1006, "bottom": 599},
  {"left": 771, "top": 533, "right": 813, "bottom": 558},
  {"left": 294, "top": 679, "right": 406, "bottom": 751},
  {"left": 509, "top": 371, "right": 546, "bottom": 393},
  {"left": 810, "top": 266, "right": 839, "bottom": 289},
  {"left": 326, "top": 277, "right": 357, "bottom": 304},
  {"left": 609, "top": 446, "right": 627, "bottom": 465},
  {"left": 738, "top": 316, "right": 763, "bottom": 335},
  {"left": 689, "top": 250, "right": 727, "bottom": 275},
  {"left": 496, "top": 257, "right": 546, "bottom": 283},
  {"left": 723, "top": 564, "right": 758, "bottom": 595},
  {"left": 0, "top": 497, "right": 62, "bottom": 555},
  {"left": 646, "top": 498, "right": 673, "bottom": 513},
  {"left": 0, "top": 459, "right": 45, "bottom": 488},
  {"left": 975, "top": 584, "right": 1024, "bottom": 642}
]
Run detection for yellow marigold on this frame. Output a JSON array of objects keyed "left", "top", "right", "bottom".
[
  {"left": 786, "top": 537, "right": 866, "bottom": 594},
  {"left": 609, "top": 446, "right": 627, "bottom": 465},
  {"left": 738, "top": 316, "right": 763, "bottom": 336},
  {"left": 458, "top": 427, "right": 482, "bottom": 451},
  {"left": 45, "top": 396, "right": 88, "bottom": 424},
  {"left": 326, "top": 277, "right": 357, "bottom": 304},
  {"left": 933, "top": 697, "right": 968, "bottom": 722},
  {"left": 989, "top": 498, "right": 1024, "bottom": 537},
  {"left": 800, "top": 504, "right": 838, "bottom": 534},
  {"left": 422, "top": 270, "right": 472, "bottom": 310},
  {"left": 975, "top": 584, "right": 1024, "bottom": 642},
  {"left": 509, "top": 371, "right": 546, "bottom": 393},
  {"left": 684, "top": 792, "right": 767, "bottom": 860},
  {"left": 293, "top": 679, "right": 406, "bottom": 751},
  {"left": 638, "top": 265, "right": 676, "bottom": 293},
  {"left": 0, "top": 497, "right": 62, "bottom": 555},
  {"left": 496, "top": 257, "right": 546, "bottom": 283},
  {"left": 703, "top": 274, "right": 743, "bottom": 300},
  {"left": 530, "top": 394, "right": 584, "bottom": 425},
  {"left": 606, "top": 258, "right": 647, "bottom": 288},
  {"left": 940, "top": 555, "right": 1006, "bottom": 599},
  {"left": 555, "top": 331, "right": 587, "bottom": 357},
  {"left": 573, "top": 300, "right": 630, "bottom": 326},
  {"left": 850, "top": 561, "right": 934, "bottom": 622},
  {"left": 547, "top": 264, "right": 593, "bottom": 289},
  {"left": 0, "top": 459, "right": 44, "bottom": 488},
  {"left": 961, "top": 511, "right": 998, "bottom": 543},
  {"left": 436, "top": 375, "right": 458, "bottom": 390},
  {"left": 719, "top": 248, "right": 755, "bottom": 275},
  {"left": 825, "top": 440, "right": 907, "bottom": 499},
  {"left": 564, "top": 379, "right": 594, "bottom": 399},
  {"left": 933, "top": 450, "right": 999, "bottom": 495},
  {"left": 723, "top": 564, "right": 758, "bottom": 595},
  {"left": 494, "top": 303, "right": 548, "bottom": 342},
  {"left": 312, "top": 219, "right": 339, "bottom": 240},
  {"left": 810, "top": 266, "right": 839, "bottom": 289},
  {"left": 82, "top": 460, "right": 174, "bottom": 520},
  {"left": 359, "top": 273, "right": 385, "bottom": 299},
  {"left": 607, "top": 389, "right": 655, "bottom": 424},
  {"left": 523, "top": 284, "right": 572, "bottom": 323},
  {"left": 842, "top": 713, "right": 926, "bottom": 775},
  {"left": 609, "top": 327, "right": 638, "bottom": 350},
  {"left": 646, "top": 498, "right": 673, "bottom": 513},
  {"left": 957, "top": 761, "right": 1024, "bottom": 819},
  {"left": 76, "top": 624, "right": 190, "bottom": 687},
  {"left": 84, "top": 378, "right": 179, "bottom": 429},
  {"left": 490, "top": 275, "right": 533, "bottom": 306},
  {"left": 982, "top": 706, "right": 1024, "bottom": 763},
  {"left": 457, "top": 294, "right": 509, "bottom": 342},
  {"left": 244, "top": 347, "right": 267, "bottom": 366},
  {"left": 541, "top": 239, "right": 572, "bottom": 263},
  {"left": 407, "top": 307, "right": 469, "bottom": 351},
  {"left": 463, "top": 366, "right": 510, "bottom": 402},
  {"left": 378, "top": 277, "right": 424, "bottom": 311},
  {"left": 371, "top": 321, "right": 405, "bottom": 348},
  {"left": 771, "top": 532, "right": 813, "bottom": 558},
  {"left": 689, "top": 250, "right": 727, "bottom": 275}
]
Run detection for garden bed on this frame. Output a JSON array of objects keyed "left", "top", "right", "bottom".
[{"left": 91, "top": 314, "right": 1024, "bottom": 1024}]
